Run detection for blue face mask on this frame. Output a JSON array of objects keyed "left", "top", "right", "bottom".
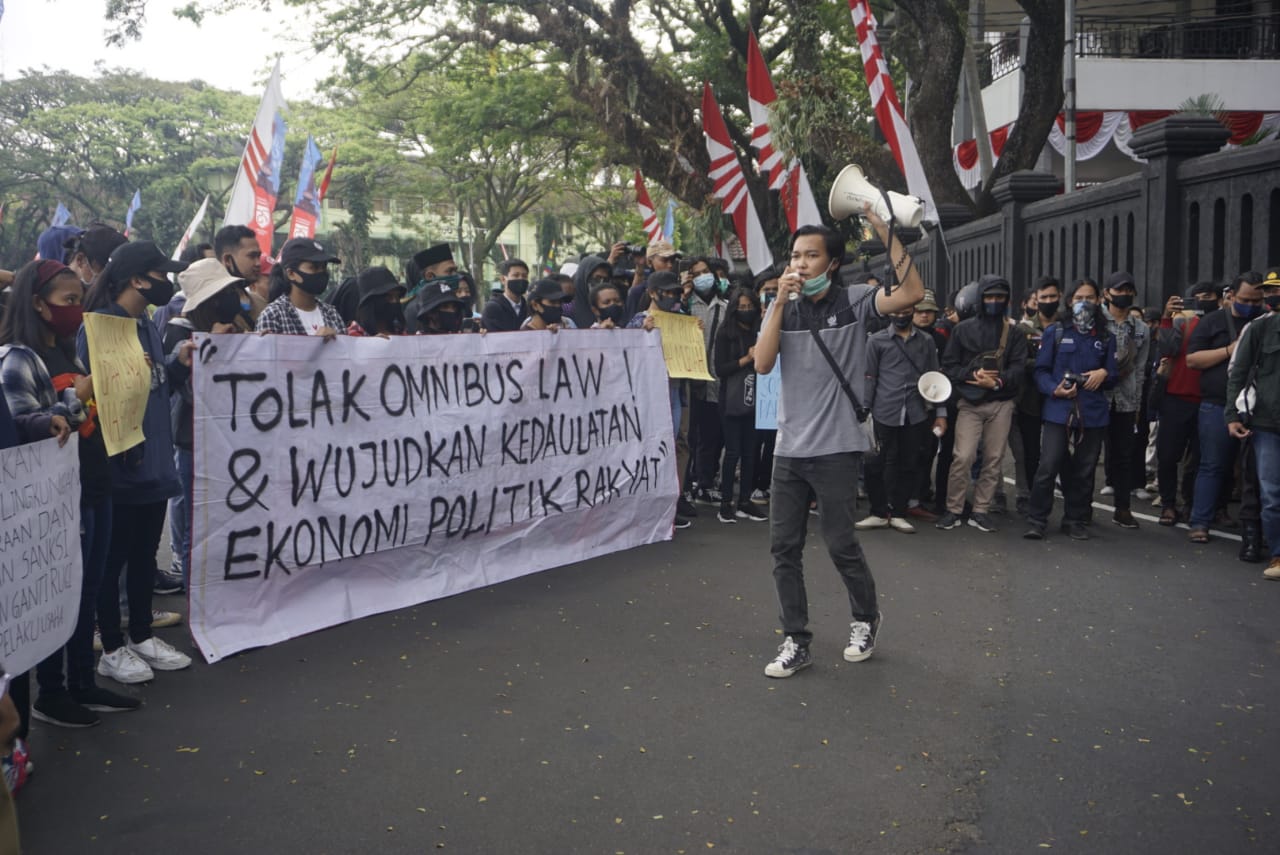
[
  {"left": 1235, "top": 300, "right": 1264, "bottom": 320},
  {"left": 762, "top": 292, "right": 777, "bottom": 306},
  {"left": 983, "top": 299, "right": 1007, "bottom": 317},
  {"left": 801, "top": 273, "right": 829, "bottom": 296},
  {"left": 693, "top": 273, "right": 715, "bottom": 295}
]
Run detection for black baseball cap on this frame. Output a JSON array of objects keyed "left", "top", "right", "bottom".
[
  {"left": 357, "top": 266, "right": 402, "bottom": 306},
  {"left": 1105, "top": 271, "right": 1137, "bottom": 291},
  {"left": 529, "top": 278, "right": 568, "bottom": 302},
  {"left": 279, "top": 238, "right": 340, "bottom": 270},
  {"left": 100, "top": 240, "right": 187, "bottom": 284},
  {"left": 416, "top": 279, "right": 467, "bottom": 317},
  {"left": 67, "top": 224, "right": 128, "bottom": 267},
  {"left": 1187, "top": 281, "right": 1223, "bottom": 299},
  {"left": 649, "top": 271, "right": 682, "bottom": 292}
]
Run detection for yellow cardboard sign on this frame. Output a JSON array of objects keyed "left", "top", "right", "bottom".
[
  {"left": 83, "top": 312, "right": 150, "bottom": 456},
  {"left": 650, "top": 311, "right": 714, "bottom": 381}
]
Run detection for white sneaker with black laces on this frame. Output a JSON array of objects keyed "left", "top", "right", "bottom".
[
  {"left": 128, "top": 637, "right": 192, "bottom": 671},
  {"left": 98, "top": 647, "right": 154, "bottom": 684},
  {"left": 764, "top": 636, "right": 812, "bottom": 678},
  {"left": 843, "top": 614, "right": 881, "bottom": 663}
]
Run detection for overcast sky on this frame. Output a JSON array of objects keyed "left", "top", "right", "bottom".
[{"left": 0, "top": 0, "right": 333, "bottom": 97}]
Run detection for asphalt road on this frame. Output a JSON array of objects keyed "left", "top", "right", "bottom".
[{"left": 15, "top": 498, "right": 1279, "bottom": 854}]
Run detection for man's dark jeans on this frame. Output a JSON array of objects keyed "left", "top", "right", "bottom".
[
  {"left": 865, "top": 420, "right": 931, "bottom": 518},
  {"left": 1028, "top": 422, "right": 1105, "bottom": 529},
  {"left": 770, "top": 453, "right": 878, "bottom": 647}
]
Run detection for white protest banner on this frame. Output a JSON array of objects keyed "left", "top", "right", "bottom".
[
  {"left": 190, "top": 330, "right": 678, "bottom": 663},
  {"left": 0, "top": 437, "right": 82, "bottom": 675},
  {"left": 755, "top": 359, "right": 780, "bottom": 430}
]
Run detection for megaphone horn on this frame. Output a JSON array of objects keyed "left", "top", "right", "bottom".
[{"left": 828, "top": 164, "right": 925, "bottom": 229}]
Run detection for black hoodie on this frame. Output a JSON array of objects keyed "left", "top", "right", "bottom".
[
  {"left": 941, "top": 274, "right": 1026, "bottom": 402},
  {"left": 571, "top": 255, "right": 612, "bottom": 329}
]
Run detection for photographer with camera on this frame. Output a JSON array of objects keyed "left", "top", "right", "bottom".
[
  {"left": 1023, "top": 278, "right": 1118, "bottom": 541},
  {"left": 622, "top": 241, "right": 680, "bottom": 322},
  {"left": 753, "top": 204, "right": 922, "bottom": 679}
]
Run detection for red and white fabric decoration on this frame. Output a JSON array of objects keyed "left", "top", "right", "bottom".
[
  {"left": 633, "top": 171, "right": 665, "bottom": 245},
  {"left": 702, "top": 82, "right": 774, "bottom": 274},
  {"left": 954, "top": 110, "right": 1280, "bottom": 185},
  {"left": 850, "top": 0, "right": 938, "bottom": 223},
  {"left": 745, "top": 31, "right": 822, "bottom": 231}
]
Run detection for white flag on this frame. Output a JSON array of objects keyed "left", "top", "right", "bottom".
[
  {"left": 173, "top": 194, "right": 211, "bottom": 261},
  {"left": 223, "top": 60, "right": 287, "bottom": 228}
]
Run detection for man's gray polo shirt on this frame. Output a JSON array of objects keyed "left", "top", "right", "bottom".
[{"left": 775, "top": 283, "right": 881, "bottom": 458}]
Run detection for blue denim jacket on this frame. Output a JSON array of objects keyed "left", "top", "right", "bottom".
[{"left": 1035, "top": 323, "right": 1118, "bottom": 428}]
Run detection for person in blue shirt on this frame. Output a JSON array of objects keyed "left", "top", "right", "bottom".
[{"left": 1023, "top": 278, "right": 1118, "bottom": 541}]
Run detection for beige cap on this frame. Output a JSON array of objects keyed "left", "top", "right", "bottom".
[
  {"left": 915, "top": 289, "right": 939, "bottom": 312},
  {"left": 646, "top": 240, "right": 679, "bottom": 260},
  {"left": 177, "top": 258, "right": 245, "bottom": 313}
]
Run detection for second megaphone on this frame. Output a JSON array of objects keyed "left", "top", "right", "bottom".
[{"left": 828, "top": 164, "right": 925, "bottom": 228}]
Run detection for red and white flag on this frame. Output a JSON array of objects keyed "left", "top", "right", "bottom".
[
  {"left": 745, "top": 32, "right": 822, "bottom": 231},
  {"left": 849, "top": 0, "right": 937, "bottom": 223},
  {"left": 223, "top": 60, "right": 288, "bottom": 253},
  {"left": 633, "top": 171, "right": 664, "bottom": 244},
  {"left": 701, "top": 82, "right": 773, "bottom": 274}
]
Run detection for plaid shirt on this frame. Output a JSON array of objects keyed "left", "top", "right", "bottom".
[
  {"left": 255, "top": 295, "right": 346, "bottom": 336},
  {"left": 0, "top": 344, "right": 85, "bottom": 425}
]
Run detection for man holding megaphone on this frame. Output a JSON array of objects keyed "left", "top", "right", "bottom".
[{"left": 754, "top": 193, "right": 924, "bottom": 680}]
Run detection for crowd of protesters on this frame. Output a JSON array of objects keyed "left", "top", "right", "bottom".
[{"left": 0, "top": 213, "right": 1276, "bottom": 834}]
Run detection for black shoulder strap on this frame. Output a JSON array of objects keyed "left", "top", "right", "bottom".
[
  {"left": 890, "top": 332, "right": 927, "bottom": 377},
  {"left": 806, "top": 315, "right": 867, "bottom": 419}
]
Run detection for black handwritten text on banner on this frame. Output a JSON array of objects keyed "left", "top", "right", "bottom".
[{"left": 190, "top": 331, "right": 677, "bottom": 663}]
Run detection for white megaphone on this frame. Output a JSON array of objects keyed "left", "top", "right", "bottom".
[
  {"left": 917, "top": 371, "right": 952, "bottom": 405},
  {"left": 828, "top": 164, "right": 925, "bottom": 228}
]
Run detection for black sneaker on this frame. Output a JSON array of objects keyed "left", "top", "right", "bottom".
[
  {"left": 1113, "top": 509, "right": 1139, "bottom": 529},
  {"left": 1022, "top": 526, "right": 1044, "bottom": 540},
  {"left": 1061, "top": 521, "right": 1090, "bottom": 540},
  {"left": 764, "top": 636, "right": 812, "bottom": 678},
  {"left": 32, "top": 693, "right": 100, "bottom": 728},
  {"left": 694, "top": 487, "right": 722, "bottom": 505},
  {"left": 676, "top": 497, "right": 699, "bottom": 519},
  {"left": 936, "top": 512, "right": 962, "bottom": 530},
  {"left": 673, "top": 515, "right": 693, "bottom": 530},
  {"left": 968, "top": 513, "right": 998, "bottom": 533},
  {"left": 153, "top": 570, "right": 184, "bottom": 595},
  {"left": 843, "top": 614, "right": 881, "bottom": 662},
  {"left": 71, "top": 685, "right": 142, "bottom": 713},
  {"left": 717, "top": 507, "right": 737, "bottom": 524},
  {"left": 736, "top": 503, "right": 768, "bottom": 522}
]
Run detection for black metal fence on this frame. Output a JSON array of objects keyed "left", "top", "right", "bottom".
[{"left": 864, "top": 117, "right": 1280, "bottom": 307}]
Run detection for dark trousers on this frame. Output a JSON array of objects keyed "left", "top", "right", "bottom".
[
  {"left": 933, "top": 402, "right": 959, "bottom": 513},
  {"left": 1157, "top": 396, "right": 1200, "bottom": 509},
  {"left": 1106, "top": 408, "right": 1138, "bottom": 512},
  {"left": 754, "top": 429, "right": 776, "bottom": 491},
  {"left": 1017, "top": 410, "right": 1043, "bottom": 501},
  {"left": 99, "top": 500, "right": 167, "bottom": 651},
  {"left": 1028, "top": 422, "right": 1105, "bottom": 529},
  {"left": 770, "top": 453, "right": 878, "bottom": 646},
  {"left": 36, "top": 496, "right": 113, "bottom": 699},
  {"left": 865, "top": 420, "right": 931, "bottom": 518},
  {"left": 1239, "top": 437, "right": 1260, "bottom": 525},
  {"left": 720, "top": 414, "right": 758, "bottom": 509},
  {"left": 690, "top": 398, "right": 723, "bottom": 489}
]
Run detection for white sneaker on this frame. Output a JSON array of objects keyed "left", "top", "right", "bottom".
[
  {"left": 98, "top": 647, "right": 154, "bottom": 684},
  {"left": 127, "top": 637, "right": 192, "bottom": 671},
  {"left": 150, "top": 610, "right": 183, "bottom": 629},
  {"left": 1100, "top": 485, "right": 1115, "bottom": 496},
  {"left": 888, "top": 517, "right": 916, "bottom": 533},
  {"left": 1132, "top": 488, "right": 1153, "bottom": 501},
  {"left": 854, "top": 515, "right": 890, "bottom": 530}
]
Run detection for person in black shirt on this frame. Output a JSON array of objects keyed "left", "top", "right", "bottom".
[
  {"left": 481, "top": 258, "right": 530, "bottom": 332},
  {"left": 712, "top": 286, "right": 767, "bottom": 525},
  {"left": 1185, "top": 271, "right": 1267, "bottom": 542}
]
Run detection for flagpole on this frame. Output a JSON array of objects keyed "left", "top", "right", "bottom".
[{"left": 1064, "top": 0, "right": 1077, "bottom": 194}]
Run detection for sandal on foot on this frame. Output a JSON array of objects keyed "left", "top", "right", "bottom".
[
  {"left": 1159, "top": 507, "right": 1179, "bottom": 527},
  {"left": 1188, "top": 528, "right": 1210, "bottom": 544}
]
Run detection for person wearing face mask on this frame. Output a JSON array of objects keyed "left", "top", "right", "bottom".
[
  {"left": 212, "top": 225, "right": 266, "bottom": 318},
  {"left": 750, "top": 267, "right": 781, "bottom": 503},
  {"left": 1099, "top": 272, "right": 1149, "bottom": 529},
  {"left": 589, "top": 282, "right": 628, "bottom": 329},
  {"left": 1226, "top": 268, "right": 1280, "bottom": 578},
  {"left": 346, "top": 267, "right": 407, "bottom": 337},
  {"left": 521, "top": 278, "right": 577, "bottom": 331},
  {"left": 753, "top": 213, "right": 924, "bottom": 679},
  {"left": 905, "top": 289, "right": 948, "bottom": 521},
  {"left": 163, "top": 259, "right": 249, "bottom": 593},
  {"left": 937, "top": 274, "right": 1027, "bottom": 533},
  {"left": 78, "top": 241, "right": 196, "bottom": 683},
  {"left": 570, "top": 255, "right": 614, "bottom": 329},
  {"left": 481, "top": 258, "right": 531, "bottom": 333},
  {"left": 1022, "top": 278, "right": 1117, "bottom": 540},
  {"left": 687, "top": 256, "right": 730, "bottom": 506},
  {"left": 0, "top": 260, "right": 143, "bottom": 731},
  {"left": 255, "top": 238, "right": 345, "bottom": 338},
  {"left": 1185, "top": 271, "right": 1267, "bottom": 544},
  {"left": 415, "top": 280, "right": 470, "bottom": 335},
  {"left": 402, "top": 244, "right": 461, "bottom": 334},
  {"left": 63, "top": 224, "right": 128, "bottom": 290},
  {"left": 857, "top": 301, "right": 947, "bottom": 534},
  {"left": 1011, "top": 276, "right": 1062, "bottom": 516},
  {"left": 712, "top": 286, "right": 767, "bottom": 524}
]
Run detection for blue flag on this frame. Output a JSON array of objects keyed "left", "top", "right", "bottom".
[
  {"left": 293, "top": 136, "right": 324, "bottom": 208},
  {"left": 663, "top": 199, "right": 676, "bottom": 241},
  {"left": 124, "top": 189, "right": 141, "bottom": 236},
  {"left": 52, "top": 203, "right": 71, "bottom": 228}
]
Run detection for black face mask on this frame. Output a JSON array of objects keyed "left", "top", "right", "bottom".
[
  {"left": 143, "top": 274, "right": 175, "bottom": 307},
  {"left": 735, "top": 309, "right": 759, "bottom": 327},
  {"left": 540, "top": 304, "right": 563, "bottom": 325},
  {"left": 293, "top": 269, "right": 330, "bottom": 296},
  {"left": 428, "top": 310, "right": 464, "bottom": 334},
  {"left": 373, "top": 300, "right": 406, "bottom": 332},
  {"left": 1265, "top": 294, "right": 1280, "bottom": 311},
  {"left": 506, "top": 278, "right": 529, "bottom": 297},
  {"left": 211, "top": 288, "right": 244, "bottom": 325},
  {"left": 598, "top": 304, "right": 625, "bottom": 325},
  {"left": 1108, "top": 293, "right": 1135, "bottom": 310},
  {"left": 657, "top": 295, "right": 682, "bottom": 313},
  {"left": 1196, "top": 299, "right": 1219, "bottom": 315},
  {"left": 890, "top": 315, "right": 912, "bottom": 330},
  {"left": 1038, "top": 301, "right": 1059, "bottom": 320}
]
